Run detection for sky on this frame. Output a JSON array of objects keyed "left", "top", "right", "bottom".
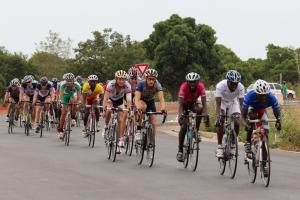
[{"left": 1, "top": 0, "right": 300, "bottom": 60}]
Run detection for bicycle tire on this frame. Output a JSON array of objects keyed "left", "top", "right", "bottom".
[
  {"left": 189, "top": 129, "right": 199, "bottom": 171},
  {"left": 247, "top": 143, "right": 257, "bottom": 183},
  {"left": 40, "top": 111, "right": 44, "bottom": 138},
  {"left": 137, "top": 131, "right": 145, "bottom": 165},
  {"left": 90, "top": 116, "right": 96, "bottom": 148},
  {"left": 146, "top": 126, "right": 155, "bottom": 167},
  {"left": 228, "top": 130, "right": 238, "bottom": 179},
  {"left": 261, "top": 136, "right": 271, "bottom": 187},
  {"left": 183, "top": 134, "right": 189, "bottom": 168},
  {"left": 128, "top": 119, "right": 135, "bottom": 156},
  {"left": 64, "top": 113, "right": 71, "bottom": 146},
  {"left": 112, "top": 124, "right": 118, "bottom": 162}
]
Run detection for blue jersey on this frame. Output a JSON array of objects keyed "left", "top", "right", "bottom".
[{"left": 242, "top": 90, "right": 280, "bottom": 113}]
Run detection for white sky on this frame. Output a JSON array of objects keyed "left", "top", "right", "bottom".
[{"left": 1, "top": 0, "right": 299, "bottom": 60}]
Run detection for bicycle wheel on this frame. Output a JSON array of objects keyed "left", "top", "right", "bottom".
[
  {"left": 46, "top": 112, "right": 50, "bottom": 131},
  {"left": 106, "top": 125, "right": 112, "bottom": 160},
  {"left": 137, "top": 131, "right": 146, "bottom": 165},
  {"left": 247, "top": 143, "right": 257, "bottom": 183},
  {"left": 228, "top": 130, "right": 238, "bottom": 179},
  {"left": 24, "top": 113, "right": 30, "bottom": 136},
  {"left": 146, "top": 126, "right": 155, "bottom": 167},
  {"left": 40, "top": 112, "right": 44, "bottom": 138},
  {"left": 90, "top": 116, "right": 96, "bottom": 148},
  {"left": 261, "top": 136, "right": 271, "bottom": 187},
  {"left": 124, "top": 121, "right": 130, "bottom": 155},
  {"left": 64, "top": 113, "right": 71, "bottom": 146},
  {"left": 76, "top": 111, "right": 81, "bottom": 127},
  {"left": 112, "top": 124, "right": 118, "bottom": 162},
  {"left": 189, "top": 130, "right": 199, "bottom": 171},
  {"left": 183, "top": 132, "right": 190, "bottom": 168},
  {"left": 128, "top": 119, "right": 135, "bottom": 156}
]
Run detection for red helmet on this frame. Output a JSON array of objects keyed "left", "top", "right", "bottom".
[{"left": 128, "top": 66, "right": 138, "bottom": 78}]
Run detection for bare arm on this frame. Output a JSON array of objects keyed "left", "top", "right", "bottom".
[
  {"left": 201, "top": 96, "right": 208, "bottom": 115},
  {"left": 215, "top": 97, "right": 221, "bottom": 117},
  {"left": 134, "top": 91, "right": 142, "bottom": 110},
  {"left": 157, "top": 91, "right": 166, "bottom": 111}
]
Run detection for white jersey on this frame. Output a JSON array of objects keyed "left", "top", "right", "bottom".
[
  {"left": 106, "top": 79, "right": 131, "bottom": 101},
  {"left": 215, "top": 80, "right": 244, "bottom": 102}
]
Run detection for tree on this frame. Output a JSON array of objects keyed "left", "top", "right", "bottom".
[
  {"left": 36, "top": 30, "right": 73, "bottom": 59},
  {"left": 29, "top": 52, "right": 66, "bottom": 79},
  {"left": 143, "top": 14, "right": 222, "bottom": 100},
  {"left": 74, "top": 28, "right": 146, "bottom": 81}
]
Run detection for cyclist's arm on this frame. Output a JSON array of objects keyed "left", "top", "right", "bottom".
[
  {"left": 59, "top": 90, "right": 64, "bottom": 102},
  {"left": 134, "top": 91, "right": 142, "bottom": 110},
  {"left": 77, "top": 91, "right": 82, "bottom": 104},
  {"left": 125, "top": 92, "right": 132, "bottom": 107},
  {"left": 82, "top": 93, "right": 87, "bottom": 107},
  {"left": 201, "top": 96, "right": 207, "bottom": 115},
  {"left": 33, "top": 89, "right": 38, "bottom": 104},
  {"left": 178, "top": 97, "right": 184, "bottom": 117},
  {"left": 157, "top": 91, "right": 165, "bottom": 110},
  {"left": 50, "top": 87, "right": 55, "bottom": 101},
  {"left": 102, "top": 91, "right": 110, "bottom": 108},
  {"left": 215, "top": 97, "right": 221, "bottom": 117},
  {"left": 4, "top": 90, "right": 10, "bottom": 102},
  {"left": 239, "top": 97, "right": 244, "bottom": 111}
]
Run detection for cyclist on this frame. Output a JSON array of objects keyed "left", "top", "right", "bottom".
[
  {"left": 176, "top": 72, "right": 208, "bottom": 162},
  {"left": 32, "top": 77, "right": 55, "bottom": 133},
  {"left": 241, "top": 79, "right": 281, "bottom": 176},
  {"left": 103, "top": 70, "right": 132, "bottom": 151},
  {"left": 135, "top": 68, "right": 167, "bottom": 145},
  {"left": 20, "top": 75, "right": 38, "bottom": 122},
  {"left": 81, "top": 74, "right": 104, "bottom": 137},
  {"left": 76, "top": 75, "right": 84, "bottom": 88},
  {"left": 57, "top": 73, "right": 82, "bottom": 139},
  {"left": 215, "top": 70, "right": 245, "bottom": 158},
  {"left": 4, "top": 78, "right": 21, "bottom": 122}
]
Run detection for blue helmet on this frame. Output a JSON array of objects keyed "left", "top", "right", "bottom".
[{"left": 226, "top": 70, "right": 241, "bottom": 83}]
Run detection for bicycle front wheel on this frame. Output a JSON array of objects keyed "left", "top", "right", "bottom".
[
  {"left": 146, "top": 127, "right": 155, "bottom": 167},
  {"left": 228, "top": 130, "right": 238, "bottom": 179},
  {"left": 261, "top": 136, "right": 271, "bottom": 187},
  {"left": 189, "top": 130, "right": 199, "bottom": 171},
  {"left": 247, "top": 143, "right": 257, "bottom": 183},
  {"left": 111, "top": 124, "right": 118, "bottom": 162},
  {"left": 64, "top": 114, "right": 71, "bottom": 146},
  {"left": 136, "top": 132, "right": 145, "bottom": 165}
]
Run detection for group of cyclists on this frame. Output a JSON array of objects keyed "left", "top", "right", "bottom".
[{"left": 4, "top": 67, "right": 282, "bottom": 175}]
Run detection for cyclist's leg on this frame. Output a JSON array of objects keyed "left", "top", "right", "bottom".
[
  {"left": 116, "top": 99, "right": 127, "bottom": 139},
  {"left": 58, "top": 95, "right": 70, "bottom": 133},
  {"left": 34, "top": 96, "right": 44, "bottom": 128},
  {"left": 177, "top": 106, "right": 189, "bottom": 161},
  {"left": 104, "top": 99, "right": 113, "bottom": 126},
  {"left": 216, "top": 101, "right": 226, "bottom": 145},
  {"left": 22, "top": 95, "right": 30, "bottom": 120},
  {"left": 229, "top": 100, "right": 241, "bottom": 136},
  {"left": 147, "top": 99, "right": 157, "bottom": 145},
  {"left": 192, "top": 102, "right": 203, "bottom": 132}
]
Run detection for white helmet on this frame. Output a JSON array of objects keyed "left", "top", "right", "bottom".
[
  {"left": 23, "top": 75, "right": 33, "bottom": 83},
  {"left": 115, "top": 70, "right": 128, "bottom": 79},
  {"left": 185, "top": 72, "right": 200, "bottom": 81},
  {"left": 64, "top": 73, "right": 75, "bottom": 80},
  {"left": 88, "top": 74, "right": 98, "bottom": 81},
  {"left": 144, "top": 68, "right": 158, "bottom": 78},
  {"left": 226, "top": 70, "right": 241, "bottom": 83},
  {"left": 254, "top": 79, "right": 270, "bottom": 94},
  {"left": 10, "top": 78, "right": 20, "bottom": 86}
]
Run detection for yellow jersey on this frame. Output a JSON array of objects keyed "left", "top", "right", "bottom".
[{"left": 82, "top": 82, "right": 104, "bottom": 100}]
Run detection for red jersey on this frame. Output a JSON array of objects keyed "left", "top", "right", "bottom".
[{"left": 178, "top": 82, "right": 206, "bottom": 105}]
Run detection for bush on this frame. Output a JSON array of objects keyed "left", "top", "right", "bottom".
[{"left": 279, "top": 109, "right": 300, "bottom": 150}]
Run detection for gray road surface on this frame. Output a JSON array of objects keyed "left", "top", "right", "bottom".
[{"left": 0, "top": 116, "right": 299, "bottom": 200}]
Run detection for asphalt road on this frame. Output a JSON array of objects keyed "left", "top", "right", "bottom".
[{"left": 0, "top": 116, "right": 300, "bottom": 200}]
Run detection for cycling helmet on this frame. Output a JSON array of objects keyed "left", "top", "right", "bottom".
[
  {"left": 185, "top": 72, "right": 200, "bottom": 81},
  {"left": 253, "top": 79, "right": 270, "bottom": 95},
  {"left": 226, "top": 70, "right": 241, "bottom": 83},
  {"left": 10, "top": 78, "right": 20, "bottom": 86},
  {"left": 23, "top": 75, "right": 33, "bottom": 83},
  {"left": 28, "top": 75, "right": 35, "bottom": 80},
  {"left": 52, "top": 77, "right": 58, "bottom": 82},
  {"left": 64, "top": 73, "right": 75, "bottom": 80},
  {"left": 115, "top": 70, "right": 128, "bottom": 79},
  {"left": 40, "top": 76, "right": 48, "bottom": 83},
  {"left": 128, "top": 67, "right": 138, "bottom": 78},
  {"left": 76, "top": 75, "right": 83, "bottom": 82},
  {"left": 144, "top": 68, "right": 158, "bottom": 78},
  {"left": 88, "top": 74, "right": 98, "bottom": 81}
]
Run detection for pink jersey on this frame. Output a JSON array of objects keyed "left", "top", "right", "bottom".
[{"left": 178, "top": 82, "right": 206, "bottom": 105}]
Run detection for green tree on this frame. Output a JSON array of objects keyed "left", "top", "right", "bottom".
[{"left": 143, "top": 14, "right": 222, "bottom": 100}]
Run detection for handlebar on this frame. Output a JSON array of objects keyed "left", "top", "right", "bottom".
[{"left": 248, "top": 119, "right": 278, "bottom": 123}]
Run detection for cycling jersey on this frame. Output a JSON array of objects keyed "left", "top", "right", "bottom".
[
  {"left": 242, "top": 90, "right": 280, "bottom": 113},
  {"left": 21, "top": 82, "right": 37, "bottom": 97},
  {"left": 178, "top": 82, "right": 206, "bottom": 105},
  {"left": 60, "top": 81, "right": 81, "bottom": 104},
  {"left": 106, "top": 79, "right": 131, "bottom": 101},
  {"left": 5, "top": 86, "right": 21, "bottom": 101},
  {"left": 136, "top": 80, "right": 162, "bottom": 101},
  {"left": 35, "top": 83, "right": 54, "bottom": 97},
  {"left": 215, "top": 80, "right": 244, "bottom": 102},
  {"left": 82, "top": 82, "right": 104, "bottom": 100}
]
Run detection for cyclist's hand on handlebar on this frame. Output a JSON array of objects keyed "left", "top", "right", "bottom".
[
  {"left": 161, "top": 109, "right": 167, "bottom": 115},
  {"left": 275, "top": 118, "right": 282, "bottom": 131}
]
